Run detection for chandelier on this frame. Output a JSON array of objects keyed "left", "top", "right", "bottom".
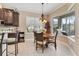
[{"left": 40, "top": 3, "right": 47, "bottom": 24}]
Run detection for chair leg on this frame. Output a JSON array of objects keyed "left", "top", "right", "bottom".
[
  {"left": 15, "top": 43, "right": 18, "bottom": 56},
  {"left": 6, "top": 43, "right": 8, "bottom": 56},
  {"left": 45, "top": 43, "right": 48, "bottom": 48},
  {"left": 16, "top": 43, "right": 18, "bottom": 54},
  {"left": 54, "top": 43, "right": 57, "bottom": 50},
  {"left": 34, "top": 39, "right": 36, "bottom": 43},
  {"left": 42, "top": 45, "right": 44, "bottom": 53},
  {"left": 36, "top": 43, "right": 37, "bottom": 50},
  {"left": 0, "top": 45, "right": 2, "bottom": 56},
  {"left": 15, "top": 44, "right": 16, "bottom": 56}
]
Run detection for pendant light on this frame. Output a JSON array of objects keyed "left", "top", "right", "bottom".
[{"left": 40, "top": 3, "right": 47, "bottom": 24}]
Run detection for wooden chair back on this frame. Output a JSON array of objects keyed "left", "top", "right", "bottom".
[{"left": 34, "top": 32, "right": 44, "bottom": 41}]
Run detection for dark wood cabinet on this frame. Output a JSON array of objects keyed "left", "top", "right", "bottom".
[
  {"left": 13, "top": 12, "right": 19, "bottom": 26},
  {"left": 0, "top": 8, "right": 19, "bottom": 26},
  {"left": 3, "top": 8, "right": 14, "bottom": 25},
  {"left": 0, "top": 9, "right": 4, "bottom": 20}
]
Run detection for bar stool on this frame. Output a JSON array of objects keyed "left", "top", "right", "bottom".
[
  {"left": 0, "top": 33, "right": 7, "bottom": 56},
  {"left": 6, "top": 32, "right": 18, "bottom": 56}
]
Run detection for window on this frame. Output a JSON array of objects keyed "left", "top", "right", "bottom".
[
  {"left": 61, "top": 15, "right": 75, "bottom": 36},
  {"left": 52, "top": 12, "right": 75, "bottom": 36},
  {"left": 52, "top": 18, "right": 58, "bottom": 33},
  {"left": 26, "top": 16, "right": 40, "bottom": 32}
]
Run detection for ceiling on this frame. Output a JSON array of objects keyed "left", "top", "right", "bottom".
[{"left": 2, "top": 3, "right": 64, "bottom": 15}]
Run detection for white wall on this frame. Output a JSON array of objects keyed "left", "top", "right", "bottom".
[
  {"left": 48, "top": 3, "right": 79, "bottom": 55},
  {"left": 74, "top": 4, "right": 79, "bottom": 55}
]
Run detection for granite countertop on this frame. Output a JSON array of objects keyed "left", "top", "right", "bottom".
[{"left": 0, "top": 26, "right": 17, "bottom": 33}]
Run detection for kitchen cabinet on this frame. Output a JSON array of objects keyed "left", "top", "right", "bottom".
[
  {"left": 13, "top": 11, "right": 19, "bottom": 26},
  {"left": 3, "top": 8, "right": 14, "bottom": 25},
  {"left": 0, "top": 9, "right": 3, "bottom": 20},
  {"left": 0, "top": 8, "right": 19, "bottom": 26}
]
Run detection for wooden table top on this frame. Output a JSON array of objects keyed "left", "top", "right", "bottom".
[{"left": 43, "top": 33, "right": 54, "bottom": 38}]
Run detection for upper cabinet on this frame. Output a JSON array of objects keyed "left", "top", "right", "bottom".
[
  {"left": 0, "top": 9, "right": 4, "bottom": 20},
  {"left": 3, "top": 8, "right": 14, "bottom": 25},
  {"left": 0, "top": 8, "right": 19, "bottom": 27},
  {"left": 13, "top": 11, "right": 19, "bottom": 26}
]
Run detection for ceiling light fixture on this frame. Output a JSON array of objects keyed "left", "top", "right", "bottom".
[{"left": 40, "top": 3, "right": 47, "bottom": 24}]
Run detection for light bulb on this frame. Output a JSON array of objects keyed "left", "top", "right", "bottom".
[{"left": 43, "top": 20, "right": 47, "bottom": 23}]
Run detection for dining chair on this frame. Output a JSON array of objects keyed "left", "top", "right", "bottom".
[
  {"left": 54, "top": 30, "right": 58, "bottom": 50},
  {"left": 46, "top": 30, "right": 58, "bottom": 50},
  {"left": 34, "top": 31, "right": 37, "bottom": 43},
  {"left": 34, "top": 32, "right": 47, "bottom": 53}
]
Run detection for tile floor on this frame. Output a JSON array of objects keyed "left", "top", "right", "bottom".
[{"left": 8, "top": 37, "right": 76, "bottom": 56}]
